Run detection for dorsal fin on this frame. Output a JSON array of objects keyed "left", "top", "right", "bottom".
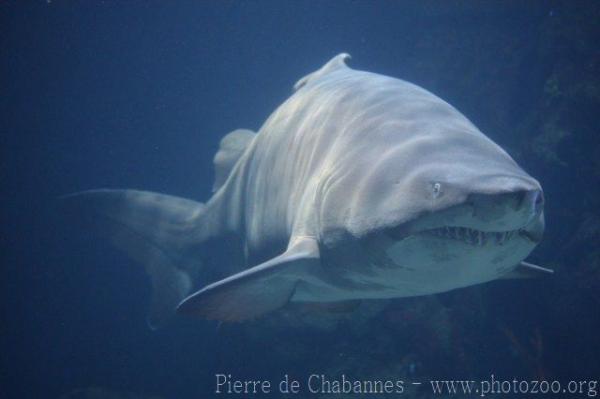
[
  {"left": 293, "top": 53, "right": 351, "bottom": 91},
  {"left": 212, "top": 129, "right": 256, "bottom": 192}
]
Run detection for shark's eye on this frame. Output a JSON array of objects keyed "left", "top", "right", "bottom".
[{"left": 432, "top": 182, "right": 442, "bottom": 198}]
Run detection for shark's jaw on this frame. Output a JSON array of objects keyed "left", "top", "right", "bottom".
[
  {"left": 295, "top": 213, "right": 544, "bottom": 303},
  {"left": 367, "top": 227, "right": 537, "bottom": 295},
  {"left": 357, "top": 201, "right": 546, "bottom": 296},
  {"left": 415, "top": 224, "right": 542, "bottom": 247},
  {"left": 384, "top": 188, "right": 545, "bottom": 249}
]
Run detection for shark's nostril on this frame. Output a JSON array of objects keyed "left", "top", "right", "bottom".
[
  {"left": 535, "top": 191, "right": 544, "bottom": 207},
  {"left": 516, "top": 190, "right": 544, "bottom": 213},
  {"left": 527, "top": 190, "right": 544, "bottom": 214}
]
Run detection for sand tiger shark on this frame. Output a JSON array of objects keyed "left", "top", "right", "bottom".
[{"left": 65, "top": 54, "right": 550, "bottom": 328}]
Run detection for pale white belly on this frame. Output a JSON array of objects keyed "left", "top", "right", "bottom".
[{"left": 291, "top": 233, "right": 534, "bottom": 303}]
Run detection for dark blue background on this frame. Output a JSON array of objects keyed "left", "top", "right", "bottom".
[{"left": 2, "top": 1, "right": 599, "bottom": 398}]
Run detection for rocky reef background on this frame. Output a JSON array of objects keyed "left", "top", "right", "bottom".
[{"left": 2, "top": 1, "right": 599, "bottom": 398}]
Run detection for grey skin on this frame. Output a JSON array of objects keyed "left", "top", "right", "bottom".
[{"left": 65, "top": 54, "right": 549, "bottom": 327}]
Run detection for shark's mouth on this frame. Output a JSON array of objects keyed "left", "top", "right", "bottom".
[{"left": 420, "top": 226, "right": 539, "bottom": 246}]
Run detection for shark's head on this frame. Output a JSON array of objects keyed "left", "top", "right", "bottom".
[
  {"left": 309, "top": 68, "right": 548, "bottom": 294},
  {"left": 373, "top": 180, "right": 545, "bottom": 291},
  {"left": 319, "top": 122, "right": 544, "bottom": 293}
]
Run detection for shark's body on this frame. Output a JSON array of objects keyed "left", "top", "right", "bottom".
[{"left": 67, "top": 54, "right": 548, "bottom": 327}]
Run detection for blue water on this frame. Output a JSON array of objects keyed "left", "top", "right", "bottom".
[{"left": 2, "top": 1, "right": 599, "bottom": 398}]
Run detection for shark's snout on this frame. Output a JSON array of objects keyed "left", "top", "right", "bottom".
[
  {"left": 469, "top": 187, "right": 544, "bottom": 231},
  {"left": 521, "top": 189, "right": 544, "bottom": 217}
]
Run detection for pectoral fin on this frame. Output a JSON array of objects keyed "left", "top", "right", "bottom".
[
  {"left": 177, "top": 237, "right": 320, "bottom": 322},
  {"left": 501, "top": 261, "right": 554, "bottom": 279}
]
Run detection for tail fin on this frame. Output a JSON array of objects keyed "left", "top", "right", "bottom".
[{"left": 62, "top": 189, "right": 205, "bottom": 329}]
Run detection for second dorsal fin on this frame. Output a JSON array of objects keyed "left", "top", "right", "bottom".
[{"left": 212, "top": 129, "right": 256, "bottom": 192}]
